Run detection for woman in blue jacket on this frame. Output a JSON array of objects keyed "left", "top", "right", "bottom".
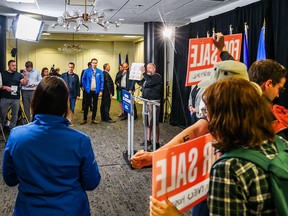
[{"left": 2, "top": 76, "right": 101, "bottom": 216}]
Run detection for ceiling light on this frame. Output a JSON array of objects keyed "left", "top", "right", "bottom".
[
  {"left": 51, "top": 0, "right": 121, "bottom": 32},
  {"left": 7, "top": 0, "right": 35, "bottom": 3},
  {"left": 58, "top": 34, "right": 87, "bottom": 53},
  {"left": 58, "top": 43, "right": 87, "bottom": 53},
  {"left": 123, "top": 35, "right": 138, "bottom": 38},
  {"left": 163, "top": 27, "right": 173, "bottom": 38}
]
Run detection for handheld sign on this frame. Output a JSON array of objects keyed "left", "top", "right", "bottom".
[
  {"left": 152, "top": 133, "right": 219, "bottom": 213},
  {"left": 186, "top": 34, "right": 242, "bottom": 86},
  {"left": 129, "top": 63, "right": 144, "bottom": 80}
]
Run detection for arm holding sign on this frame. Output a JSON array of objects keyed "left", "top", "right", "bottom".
[
  {"left": 213, "top": 32, "right": 234, "bottom": 61},
  {"left": 130, "top": 119, "right": 209, "bottom": 169},
  {"left": 149, "top": 196, "right": 182, "bottom": 216}
]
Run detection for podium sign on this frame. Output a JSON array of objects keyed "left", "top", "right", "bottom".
[{"left": 122, "top": 90, "right": 131, "bottom": 114}]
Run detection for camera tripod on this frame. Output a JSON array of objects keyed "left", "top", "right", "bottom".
[
  {"left": 6, "top": 102, "right": 29, "bottom": 127},
  {"left": 163, "top": 82, "right": 172, "bottom": 122}
]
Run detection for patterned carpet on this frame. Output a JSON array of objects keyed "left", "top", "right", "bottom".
[{"left": 0, "top": 99, "right": 192, "bottom": 216}]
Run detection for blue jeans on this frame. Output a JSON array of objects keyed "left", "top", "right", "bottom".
[
  {"left": 192, "top": 199, "right": 209, "bottom": 216},
  {"left": 69, "top": 97, "right": 76, "bottom": 113}
]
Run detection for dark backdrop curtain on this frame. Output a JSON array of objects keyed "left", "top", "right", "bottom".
[
  {"left": 170, "top": 0, "right": 288, "bottom": 127},
  {"left": 0, "top": 15, "right": 6, "bottom": 73},
  {"left": 270, "top": 1, "right": 288, "bottom": 107},
  {"left": 170, "top": 24, "right": 190, "bottom": 127}
]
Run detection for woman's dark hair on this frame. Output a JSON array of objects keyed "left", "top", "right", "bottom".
[
  {"left": 41, "top": 67, "right": 49, "bottom": 77},
  {"left": 202, "top": 78, "right": 275, "bottom": 152},
  {"left": 31, "top": 76, "right": 69, "bottom": 119}
]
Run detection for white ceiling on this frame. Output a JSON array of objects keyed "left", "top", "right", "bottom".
[
  {"left": 0, "top": 0, "right": 259, "bottom": 40},
  {"left": 0, "top": 0, "right": 261, "bottom": 25}
]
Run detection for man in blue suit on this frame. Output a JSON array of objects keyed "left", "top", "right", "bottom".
[{"left": 81, "top": 58, "right": 104, "bottom": 125}]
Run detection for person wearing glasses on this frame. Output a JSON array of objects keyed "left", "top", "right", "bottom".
[
  {"left": 132, "top": 33, "right": 287, "bottom": 216},
  {"left": 81, "top": 58, "right": 104, "bottom": 125},
  {"left": 213, "top": 32, "right": 286, "bottom": 103},
  {"left": 150, "top": 78, "right": 280, "bottom": 215},
  {"left": 131, "top": 33, "right": 287, "bottom": 169}
]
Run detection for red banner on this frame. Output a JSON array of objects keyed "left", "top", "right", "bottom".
[
  {"left": 152, "top": 134, "right": 219, "bottom": 213},
  {"left": 186, "top": 34, "right": 242, "bottom": 86}
]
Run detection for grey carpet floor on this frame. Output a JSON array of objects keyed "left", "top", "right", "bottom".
[{"left": 0, "top": 99, "right": 192, "bottom": 216}]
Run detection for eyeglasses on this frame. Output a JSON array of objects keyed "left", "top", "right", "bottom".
[
  {"left": 201, "top": 107, "right": 208, "bottom": 116},
  {"left": 275, "top": 84, "right": 286, "bottom": 93}
]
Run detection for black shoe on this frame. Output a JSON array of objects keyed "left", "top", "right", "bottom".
[
  {"left": 120, "top": 116, "right": 127, "bottom": 121},
  {"left": 107, "top": 119, "right": 116, "bottom": 123},
  {"left": 147, "top": 143, "right": 161, "bottom": 152},
  {"left": 140, "top": 140, "right": 152, "bottom": 146}
]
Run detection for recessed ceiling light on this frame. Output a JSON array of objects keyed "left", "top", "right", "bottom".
[
  {"left": 123, "top": 35, "right": 139, "bottom": 38},
  {"left": 119, "top": 18, "right": 125, "bottom": 21},
  {"left": 135, "top": 4, "right": 144, "bottom": 7},
  {"left": 42, "top": 33, "right": 50, "bottom": 36},
  {"left": 7, "top": 0, "right": 35, "bottom": 3}
]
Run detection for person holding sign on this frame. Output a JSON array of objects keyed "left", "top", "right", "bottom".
[
  {"left": 131, "top": 60, "right": 249, "bottom": 168},
  {"left": 132, "top": 34, "right": 287, "bottom": 169},
  {"left": 205, "top": 78, "right": 277, "bottom": 215},
  {"left": 150, "top": 78, "right": 279, "bottom": 215},
  {"left": 136, "top": 60, "right": 250, "bottom": 216}
]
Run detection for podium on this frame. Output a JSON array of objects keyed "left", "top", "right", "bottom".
[{"left": 122, "top": 90, "right": 160, "bottom": 167}]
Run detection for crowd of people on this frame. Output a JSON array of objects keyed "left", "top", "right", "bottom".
[
  {"left": 0, "top": 58, "right": 153, "bottom": 130},
  {"left": 1, "top": 32, "right": 288, "bottom": 215},
  {"left": 1, "top": 57, "right": 163, "bottom": 214},
  {"left": 132, "top": 33, "right": 288, "bottom": 215}
]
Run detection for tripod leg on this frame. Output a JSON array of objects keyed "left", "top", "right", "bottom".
[
  {"left": 18, "top": 103, "right": 29, "bottom": 125},
  {"left": 0, "top": 122, "right": 6, "bottom": 144}
]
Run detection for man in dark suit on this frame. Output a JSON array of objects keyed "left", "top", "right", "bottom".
[
  {"left": 100, "top": 63, "right": 115, "bottom": 123},
  {"left": 80, "top": 62, "right": 92, "bottom": 112},
  {"left": 116, "top": 62, "right": 138, "bottom": 120},
  {"left": 60, "top": 62, "right": 80, "bottom": 126}
]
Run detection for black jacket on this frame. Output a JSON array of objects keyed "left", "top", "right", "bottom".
[
  {"left": 115, "top": 71, "right": 122, "bottom": 90},
  {"left": 142, "top": 73, "right": 162, "bottom": 100},
  {"left": 103, "top": 71, "right": 114, "bottom": 96},
  {"left": 60, "top": 72, "right": 80, "bottom": 98},
  {"left": 115, "top": 70, "right": 135, "bottom": 91}
]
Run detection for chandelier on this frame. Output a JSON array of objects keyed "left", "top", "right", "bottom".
[
  {"left": 58, "top": 44, "right": 87, "bottom": 52},
  {"left": 51, "top": 0, "right": 121, "bottom": 31},
  {"left": 58, "top": 34, "right": 87, "bottom": 53}
]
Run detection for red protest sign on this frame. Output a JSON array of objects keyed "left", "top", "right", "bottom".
[
  {"left": 152, "top": 134, "right": 219, "bottom": 213},
  {"left": 186, "top": 34, "right": 242, "bottom": 86}
]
